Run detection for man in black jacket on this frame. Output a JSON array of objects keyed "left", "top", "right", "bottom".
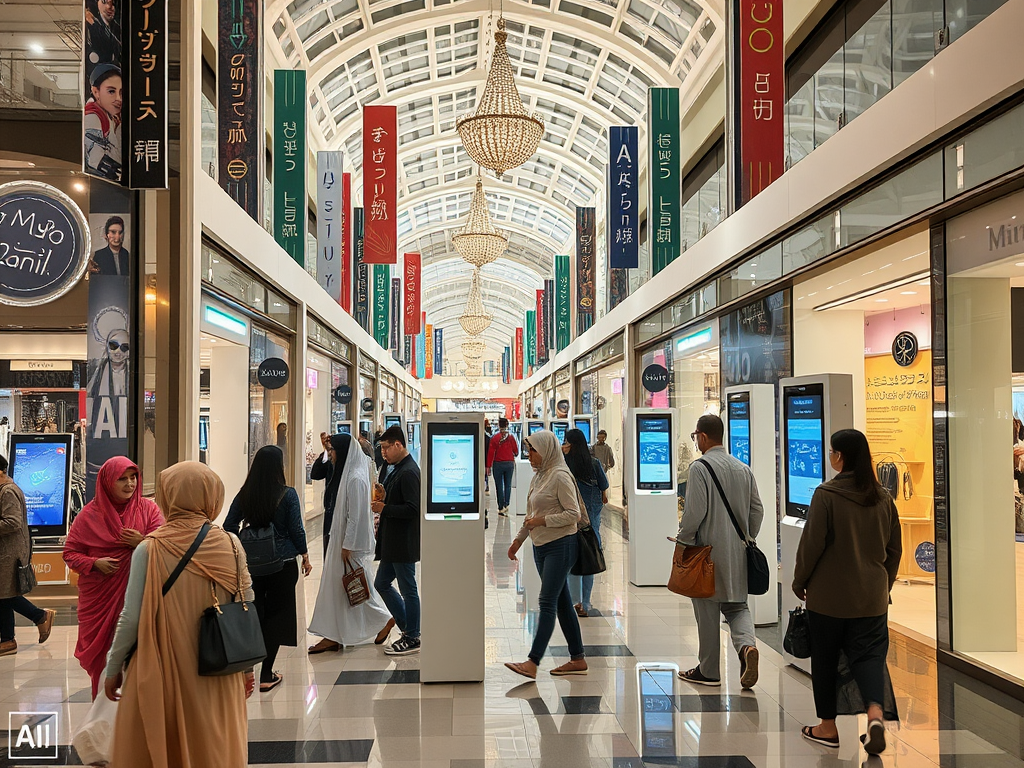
[{"left": 371, "top": 425, "right": 421, "bottom": 655}]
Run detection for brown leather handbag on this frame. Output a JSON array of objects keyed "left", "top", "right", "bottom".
[{"left": 667, "top": 543, "right": 715, "bottom": 599}]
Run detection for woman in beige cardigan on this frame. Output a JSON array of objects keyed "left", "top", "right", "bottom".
[{"left": 505, "top": 430, "right": 586, "bottom": 679}]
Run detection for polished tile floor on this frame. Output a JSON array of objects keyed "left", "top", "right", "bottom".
[{"left": 4, "top": 494, "right": 1024, "bottom": 767}]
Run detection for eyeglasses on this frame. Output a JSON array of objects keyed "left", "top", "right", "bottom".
[
  {"left": 108, "top": 340, "right": 130, "bottom": 353},
  {"left": 690, "top": 431, "right": 701, "bottom": 443}
]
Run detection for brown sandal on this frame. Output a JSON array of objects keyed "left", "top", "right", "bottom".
[{"left": 504, "top": 661, "right": 537, "bottom": 679}]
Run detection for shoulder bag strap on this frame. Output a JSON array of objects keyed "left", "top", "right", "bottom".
[
  {"left": 161, "top": 522, "right": 211, "bottom": 596},
  {"left": 695, "top": 458, "right": 749, "bottom": 545}
]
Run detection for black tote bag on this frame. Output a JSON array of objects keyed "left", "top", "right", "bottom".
[
  {"left": 198, "top": 534, "right": 266, "bottom": 676},
  {"left": 570, "top": 484, "right": 606, "bottom": 576}
]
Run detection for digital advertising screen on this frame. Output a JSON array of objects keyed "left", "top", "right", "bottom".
[
  {"left": 9, "top": 433, "right": 73, "bottom": 537},
  {"left": 550, "top": 421, "right": 569, "bottom": 444},
  {"left": 527, "top": 421, "right": 544, "bottom": 436},
  {"left": 359, "top": 420, "right": 372, "bottom": 437},
  {"left": 636, "top": 414, "right": 673, "bottom": 491},
  {"left": 727, "top": 393, "right": 751, "bottom": 466},
  {"left": 408, "top": 422, "right": 422, "bottom": 459},
  {"left": 573, "top": 418, "right": 592, "bottom": 444},
  {"left": 426, "top": 422, "right": 480, "bottom": 520},
  {"left": 784, "top": 384, "right": 825, "bottom": 515},
  {"left": 384, "top": 414, "right": 402, "bottom": 430},
  {"left": 336, "top": 423, "right": 352, "bottom": 435}
]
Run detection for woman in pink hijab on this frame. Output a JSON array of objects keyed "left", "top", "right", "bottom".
[{"left": 63, "top": 457, "right": 163, "bottom": 697}]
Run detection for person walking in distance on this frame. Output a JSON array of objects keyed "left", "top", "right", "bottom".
[
  {"left": 487, "top": 418, "right": 519, "bottom": 518},
  {"left": 676, "top": 414, "right": 764, "bottom": 690},
  {"left": 590, "top": 429, "right": 615, "bottom": 473},
  {"left": 371, "top": 425, "right": 421, "bottom": 656}
]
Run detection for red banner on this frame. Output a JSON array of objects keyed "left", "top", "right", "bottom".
[
  {"left": 425, "top": 324, "right": 434, "bottom": 379},
  {"left": 514, "top": 327, "right": 524, "bottom": 380},
  {"left": 403, "top": 253, "right": 421, "bottom": 336},
  {"left": 362, "top": 105, "right": 397, "bottom": 263},
  {"left": 739, "top": 0, "right": 784, "bottom": 203},
  {"left": 340, "top": 172, "right": 352, "bottom": 312}
]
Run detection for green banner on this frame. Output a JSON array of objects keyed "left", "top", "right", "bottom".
[
  {"left": 273, "top": 69, "right": 306, "bottom": 265},
  {"left": 555, "top": 254, "right": 570, "bottom": 351},
  {"left": 649, "top": 87, "right": 680, "bottom": 275},
  {"left": 373, "top": 264, "right": 390, "bottom": 348},
  {"left": 525, "top": 310, "right": 536, "bottom": 369}
]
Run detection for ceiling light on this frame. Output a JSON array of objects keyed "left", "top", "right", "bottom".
[
  {"left": 900, "top": 291, "right": 917, "bottom": 295},
  {"left": 73, "top": 182, "right": 85, "bottom": 192},
  {"left": 875, "top": 298, "right": 889, "bottom": 303},
  {"left": 813, "top": 271, "right": 929, "bottom": 311},
  {"left": 1016, "top": 262, "right": 1024, "bottom": 267},
  {"left": 451, "top": 177, "right": 508, "bottom": 267},
  {"left": 29, "top": 42, "right": 44, "bottom": 53}
]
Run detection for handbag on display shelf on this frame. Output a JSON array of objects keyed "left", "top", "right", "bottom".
[
  {"left": 342, "top": 559, "right": 371, "bottom": 607},
  {"left": 666, "top": 543, "right": 715, "bottom": 599}
]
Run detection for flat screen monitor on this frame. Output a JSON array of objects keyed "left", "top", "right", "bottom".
[
  {"left": 9, "top": 433, "right": 73, "bottom": 537},
  {"left": 336, "top": 423, "right": 352, "bottom": 435},
  {"left": 408, "top": 422, "right": 422, "bottom": 459},
  {"left": 358, "top": 420, "right": 372, "bottom": 438},
  {"left": 636, "top": 414, "right": 673, "bottom": 492},
  {"left": 573, "top": 418, "right": 592, "bottom": 444},
  {"left": 426, "top": 422, "right": 480, "bottom": 520},
  {"left": 384, "top": 414, "right": 402, "bottom": 430},
  {"left": 726, "top": 392, "right": 751, "bottom": 466},
  {"left": 527, "top": 420, "right": 544, "bottom": 436},
  {"left": 784, "top": 383, "right": 825, "bottom": 517},
  {"left": 508, "top": 422, "right": 522, "bottom": 445},
  {"left": 198, "top": 415, "right": 209, "bottom": 452},
  {"left": 550, "top": 420, "right": 569, "bottom": 444}
]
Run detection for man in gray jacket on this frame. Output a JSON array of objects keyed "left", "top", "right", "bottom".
[{"left": 676, "top": 414, "right": 764, "bottom": 690}]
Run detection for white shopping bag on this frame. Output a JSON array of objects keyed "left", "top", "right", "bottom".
[{"left": 72, "top": 694, "right": 117, "bottom": 766}]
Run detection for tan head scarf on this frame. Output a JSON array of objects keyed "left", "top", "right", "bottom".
[{"left": 526, "top": 429, "right": 587, "bottom": 527}]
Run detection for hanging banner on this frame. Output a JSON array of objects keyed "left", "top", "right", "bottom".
[
  {"left": 123, "top": 0, "right": 168, "bottom": 189},
  {"left": 433, "top": 327, "right": 443, "bottom": 374},
  {"left": 608, "top": 126, "right": 639, "bottom": 270},
  {"left": 555, "top": 254, "right": 570, "bottom": 351},
  {"left": 404, "top": 253, "right": 421, "bottom": 336},
  {"left": 373, "top": 264, "right": 389, "bottom": 348},
  {"left": 390, "top": 277, "right": 401, "bottom": 354},
  {"left": 609, "top": 268, "right": 629, "bottom": 311},
  {"left": 738, "top": 0, "right": 784, "bottom": 203},
  {"left": 514, "top": 327, "right": 524, "bottom": 380},
  {"left": 502, "top": 346, "right": 509, "bottom": 385},
  {"left": 273, "top": 69, "right": 306, "bottom": 265},
  {"left": 353, "top": 208, "right": 370, "bottom": 332},
  {"left": 416, "top": 314, "right": 426, "bottom": 379},
  {"left": 362, "top": 105, "right": 397, "bottom": 264},
  {"left": 83, "top": 0, "right": 125, "bottom": 184},
  {"left": 404, "top": 335, "right": 413, "bottom": 370},
  {"left": 544, "top": 278, "right": 555, "bottom": 359},
  {"left": 525, "top": 310, "right": 537, "bottom": 369},
  {"left": 341, "top": 172, "right": 352, "bottom": 313},
  {"left": 649, "top": 87, "right": 680, "bottom": 274},
  {"left": 425, "top": 324, "right": 434, "bottom": 379},
  {"left": 575, "top": 207, "right": 596, "bottom": 334},
  {"left": 316, "top": 151, "right": 342, "bottom": 303},
  {"left": 535, "top": 289, "right": 545, "bottom": 365},
  {"left": 217, "top": 0, "right": 262, "bottom": 220}
]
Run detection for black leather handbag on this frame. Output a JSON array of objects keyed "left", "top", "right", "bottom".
[
  {"left": 570, "top": 486, "right": 606, "bottom": 576},
  {"left": 198, "top": 533, "right": 266, "bottom": 676},
  {"left": 784, "top": 606, "right": 811, "bottom": 658}
]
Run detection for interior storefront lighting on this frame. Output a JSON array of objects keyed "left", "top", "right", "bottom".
[
  {"left": 29, "top": 42, "right": 44, "bottom": 53},
  {"left": 900, "top": 290, "right": 918, "bottom": 295},
  {"left": 675, "top": 327, "right": 713, "bottom": 353},
  {"left": 813, "top": 271, "right": 929, "bottom": 311},
  {"left": 204, "top": 305, "right": 248, "bottom": 336},
  {"left": 73, "top": 182, "right": 85, "bottom": 192}
]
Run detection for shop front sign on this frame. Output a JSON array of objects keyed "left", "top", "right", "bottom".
[
  {"left": 892, "top": 331, "right": 919, "bottom": 367},
  {"left": 0, "top": 182, "right": 91, "bottom": 307},
  {"left": 721, "top": 289, "right": 791, "bottom": 387},
  {"left": 333, "top": 383, "right": 353, "bottom": 405},
  {"left": 361, "top": 397, "right": 374, "bottom": 413},
  {"left": 642, "top": 364, "right": 669, "bottom": 393},
  {"left": 257, "top": 357, "right": 289, "bottom": 389}
]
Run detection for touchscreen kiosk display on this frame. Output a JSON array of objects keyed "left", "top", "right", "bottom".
[
  {"left": 636, "top": 415, "right": 673, "bottom": 491},
  {"left": 573, "top": 418, "right": 592, "bottom": 443},
  {"left": 9, "top": 433, "right": 73, "bottom": 536},
  {"left": 727, "top": 393, "right": 751, "bottom": 466},
  {"left": 550, "top": 421, "right": 568, "bottom": 444},
  {"left": 784, "top": 385, "right": 825, "bottom": 515},
  {"left": 359, "top": 420, "right": 371, "bottom": 437},
  {"left": 384, "top": 415, "right": 402, "bottom": 430},
  {"left": 408, "top": 422, "right": 422, "bottom": 459},
  {"left": 337, "top": 423, "right": 352, "bottom": 435},
  {"left": 527, "top": 421, "right": 544, "bottom": 436},
  {"left": 426, "top": 423, "right": 480, "bottom": 520}
]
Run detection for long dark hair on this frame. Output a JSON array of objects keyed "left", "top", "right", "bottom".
[
  {"left": 830, "top": 429, "right": 882, "bottom": 504},
  {"left": 563, "top": 428, "right": 596, "bottom": 485},
  {"left": 238, "top": 445, "right": 287, "bottom": 527}
]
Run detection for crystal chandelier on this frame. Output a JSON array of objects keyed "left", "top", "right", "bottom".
[
  {"left": 461, "top": 339, "right": 486, "bottom": 360},
  {"left": 451, "top": 177, "right": 509, "bottom": 268},
  {"left": 458, "top": 268, "right": 492, "bottom": 337},
  {"left": 456, "top": 17, "right": 544, "bottom": 176}
]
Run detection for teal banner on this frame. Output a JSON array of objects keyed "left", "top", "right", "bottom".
[
  {"left": 373, "top": 264, "right": 389, "bottom": 348},
  {"left": 525, "top": 309, "right": 536, "bottom": 369},
  {"left": 555, "top": 254, "right": 570, "bottom": 351},
  {"left": 648, "top": 87, "right": 680, "bottom": 275},
  {"left": 273, "top": 69, "right": 306, "bottom": 264}
]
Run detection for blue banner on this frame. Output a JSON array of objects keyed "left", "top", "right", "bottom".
[
  {"left": 433, "top": 328, "right": 443, "bottom": 374},
  {"left": 608, "top": 126, "right": 639, "bottom": 270}
]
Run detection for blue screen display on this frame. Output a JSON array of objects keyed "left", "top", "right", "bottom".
[
  {"left": 528, "top": 422, "right": 544, "bottom": 435},
  {"left": 727, "top": 397, "right": 750, "bottom": 466},
  {"left": 574, "top": 419, "right": 592, "bottom": 443},
  {"left": 430, "top": 433, "right": 476, "bottom": 503},
  {"left": 11, "top": 441, "right": 68, "bottom": 527},
  {"left": 786, "top": 393, "right": 824, "bottom": 507},
  {"left": 551, "top": 421, "right": 568, "bottom": 444},
  {"left": 637, "top": 416, "right": 672, "bottom": 490}
]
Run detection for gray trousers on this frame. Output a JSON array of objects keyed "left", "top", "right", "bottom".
[{"left": 692, "top": 598, "right": 756, "bottom": 680}]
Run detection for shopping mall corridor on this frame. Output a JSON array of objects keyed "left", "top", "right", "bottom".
[{"left": 3, "top": 494, "right": 1024, "bottom": 768}]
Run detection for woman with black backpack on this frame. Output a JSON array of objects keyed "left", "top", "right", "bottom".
[{"left": 225, "top": 445, "right": 311, "bottom": 692}]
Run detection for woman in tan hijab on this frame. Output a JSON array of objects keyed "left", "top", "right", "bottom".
[{"left": 103, "top": 462, "right": 255, "bottom": 768}]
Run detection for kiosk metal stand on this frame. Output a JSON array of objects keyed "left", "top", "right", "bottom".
[
  {"left": 420, "top": 413, "right": 485, "bottom": 683},
  {"left": 626, "top": 408, "right": 679, "bottom": 586}
]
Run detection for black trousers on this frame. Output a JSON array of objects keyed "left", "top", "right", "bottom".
[{"left": 808, "top": 611, "right": 888, "bottom": 720}]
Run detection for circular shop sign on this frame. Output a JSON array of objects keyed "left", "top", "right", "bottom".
[
  {"left": 556, "top": 399, "right": 570, "bottom": 417},
  {"left": 642, "top": 364, "right": 670, "bottom": 393},
  {"left": 257, "top": 357, "right": 290, "bottom": 389},
  {"left": 914, "top": 541, "right": 936, "bottom": 573},
  {"left": 892, "top": 331, "right": 919, "bottom": 367},
  {"left": 0, "top": 181, "right": 91, "bottom": 307},
  {"left": 333, "top": 383, "right": 353, "bottom": 405},
  {"left": 360, "top": 397, "right": 375, "bottom": 413}
]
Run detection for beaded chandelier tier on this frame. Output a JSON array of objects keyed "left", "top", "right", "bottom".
[
  {"left": 461, "top": 339, "right": 486, "bottom": 360},
  {"left": 456, "top": 16, "right": 544, "bottom": 176},
  {"left": 451, "top": 177, "right": 509, "bottom": 267},
  {"left": 458, "top": 268, "right": 493, "bottom": 337}
]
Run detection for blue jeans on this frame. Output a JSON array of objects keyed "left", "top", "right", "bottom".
[
  {"left": 529, "top": 535, "right": 585, "bottom": 665},
  {"left": 0, "top": 596, "right": 45, "bottom": 642},
  {"left": 569, "top": 508, "right": 602, "bottom": 611},
  {"left": 374, "top": 561, "right": 420, "bottom": 639},
  {"left": 492, "top": 461, "right": 514, "bottom": 510}
]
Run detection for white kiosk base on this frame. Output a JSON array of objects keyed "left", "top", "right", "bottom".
[{"left": 513, "top": 459, "right": 533, "bottom": 516}]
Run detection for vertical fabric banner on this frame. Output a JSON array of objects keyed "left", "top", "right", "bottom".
[
  {"left": 124, "top": 0, "right": 168, "bottom": 188},
  {"left": 390, "top": 277, "right": 401, "bottom": 354},
  {"left": 316, "top": 151, "right": 342, "bottom": 302},
  {"left": 354, "top": 208, "right": 370, "bottom": 333},
  {"left": 83, "top": 0, "right": 125, "bottom": 184},
  {"left": 403, "top": 253, "right": 421, "bottom": 336},
  {"left": 433, "top": 328, "right": 443, "bottom": 374},
  {"left": 514, "top": 328, "right": 524, "bottom": 380},
  {"left": 362, "top": 105, "right": 397, "bottom": 264},
  {"left": 535, "top": 289, "right": 545, "bottom": 365},
  {"left": 373, "top": 264, "right": 389, "bottom": 348},
  {"left": 273, "top": 69, "right": 306, "bottom": 265},
  {"left": 575, "top": 207, "right": 596, "bottom": 334},
  {"left": 525, "top": 310, "right": 537, "bottom": 369},
  {"left": 609, "top": 268, "right": 629, "bottom": 311},
  {"left": 502, "top": 347, "right": 509, "bottom": 384},
  {"left": 404, "top": 335, "right": 413, "bottom": 370},
  {"left": 555, "top": 255, "right": 570, "bottom": 351},
  {"left": 649, "top": 87, "right": 680, "bottom": 274},
  {"left": 425, "top": 324, "right": 434, "bottom": 379},
  {"left": 739, "top": 0, "right": 784, "bottom": 203},
  {"left": 607, "top": 126, "right": 639, "bottom": 269},
  {"left": 416, "top": 314, "right": 426, "bottom": 380},
  {"left": 544, "top": 279, "right": 555, "bottom": 358},
  {"left": 217, "top": 0, "right": 261, "bottom": 219},
  {"left": 341, "top": 172, "right": 352, "bottom": 313}
]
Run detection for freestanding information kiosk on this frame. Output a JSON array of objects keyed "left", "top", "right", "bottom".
[
  {"left": 407, "top": 421, "right": 422, "bottom": 464},
  {"left": 626, "top": 408, "right": 678, "bottom": 586},
  {"left": 778, "top": 374, "right": 854, "bottom": 671},
  {"left": 383, "top": 412, "right": 405, "bottom": 433},
  {"left": 723, "top": 385, "right": 778, "bottom": 626},
  {"left": 549, "top": 419, "right": 569, "bottom": 445},
  {"left": 572, "top": 416, "right": 593, "bottom": 444},
  {"left": 420, "top": 412, "right": 485, "bottom": 683}
]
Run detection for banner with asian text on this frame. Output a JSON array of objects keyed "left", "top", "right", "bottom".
[
  {"left": 535, "top": 289, "right": 545, "bottom": 365},
  {"left": 124, "top": 0, "right": 168, "bottom": 188},
  {"left": 403, "top": 253, "right": 421, "bottom": 336},
  {"left": 648, "top": 88, "right": 680, "bottom": 274},
  {"left": 354, "top": 208, "right": 370, "bottom": 332},
  {"left": 362, "top": 105, "right": 397, "bottom": 264},
  {"left": 433, "top": 328, "right": 443, "bottom": 374},
  {"left": 416, "top": 313, "right": 426, "bottom": 379},
  {"left": 514, "top": 327, "right": 524, "bottom": 380},
  {"left": 738, "top": 0, "right": 784, "bottom": 203},
  {"left": 316, "top": 151, "right": 342, "bottom": 302},
  {"left": 425, "top": 324, "right": 434, "bottom": 379},
  {"left": 555, "top": 254, "right": 570, "bottom": 351},
  {"left": 217, "top": 0, "right": 261, "bottom": 219},
  {"left": 390, "top": 277, "right": 400, "bottom": 354},
  {"left": 607, "top": 126, "right": 638, "bottom": 269},
  {"left": 544, "top": 278, "right": 555, "bottom": 358},
  {"left": 273, "top": 70, "right": 305, "bottom": 264},
  {"left": 525, "top": 309, "right": 536, "bottom": 369},
  {"left": 575, "top": 207, "right": 595, "bottom": 334},
  {"left": 373, "top": 264, "right": 389, "bottom": 348}
]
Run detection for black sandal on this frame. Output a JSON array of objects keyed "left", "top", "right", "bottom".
[
  {"left": 861, "top": 719, "right": 886, "bottom": 755},
  {"left": 802, "top": 725, "right": 839, "bottom": 748},
  {"left": 260, "top": 672, "right": 283, "bottom": 692}
]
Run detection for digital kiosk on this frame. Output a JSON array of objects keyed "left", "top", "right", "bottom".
[
  {"left": 515, "top": 420, "right": 545, "bottom": 514},
  {"left": 358, "top": 419, "right": 372, "bottom": 437},
  {"left": 550, "top": 420, "right": 569, "bottom": 445},
  {"left": 383, "top": 412, "right": 405, "bottom": 433},
  {"left": 335, "top": 422, "right": 352, "bottom": 436},
  {"left": 407, "top": 421, "right": 422, "bottom": 464},
  {"left": 779, "top": 374, "right": 854, "bottom": 671},
  {"left": 723, "top": 385, "right": 778, "bottom": 626},
  {"left": 9, "top": 433, "right": 74, "bottom": 540},
  {"left": 572, "top": 416, "right": 593, "bottom": 444},
  {"left": 626, "top": 409, "right": 678, "bottom": 586},
  {"left": 420, "top": 413, "right": 485, "bottom": 683}
]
